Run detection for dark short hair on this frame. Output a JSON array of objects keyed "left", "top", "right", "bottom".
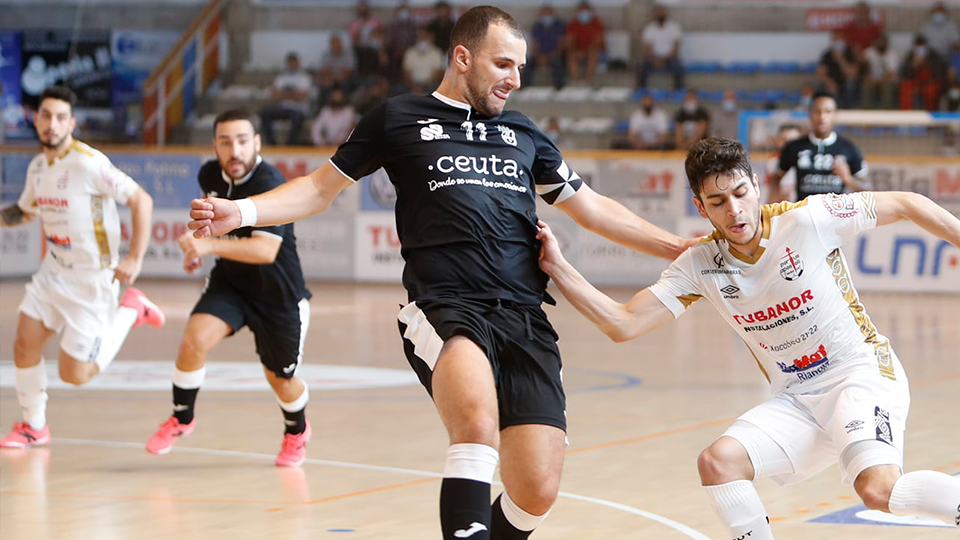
[
  {"left": 39, "top": 85, "right": 77, "bottom": 114},
  {"left": 213, "top": 109, "right": 259, "bottom": 135},
  {"left": 684, "top": 138, "right": 754, "bottom": 197},
  {"left": 449, "top": 6, "right": 524, "bottom": 56},
  {"left": 778, "top": 123, "right": 801, "bottom": 133},
  {"left": 810, "top": 90, "right": 837, "bottom": 108}
]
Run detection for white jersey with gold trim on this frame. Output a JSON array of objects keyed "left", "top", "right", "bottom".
[
  {"left": 650, "top": 193, "right": 906, "bottom": 394},
  {"left": 17, "top": 140, "right": 139, "bottom": 272}
]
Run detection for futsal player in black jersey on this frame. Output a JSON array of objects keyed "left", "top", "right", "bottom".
[
  {"left": 188, "top": 8, "right": 692, "bottom": 538},
  {"left": 769, "top": 90, "right": 871, "bottom": 203},
  {"left": 147, "top": 110, "right": 314, "bottom": 467}
]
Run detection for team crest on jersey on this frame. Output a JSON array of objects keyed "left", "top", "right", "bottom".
[
  {"left": 823, "top": 193, "right": 857, "bottom": 218},
  {"left": 779, "top": 247, "right": 804, "bottom": 281},
  {"left": 420, "top": 124, "right": 449, "bottom": 141},
  {"left": 496, "top": 125, "right": 517, "bottom": 146}
]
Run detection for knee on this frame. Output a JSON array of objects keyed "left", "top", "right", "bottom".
[
  {"left": 59, "top": 363, "right": 94, "bottom": 386},
  {"left": 521, "top": 478, "right": 560, "bottom": 515},
  {"left": 450, "top": 415, "right": 499, "bottom": 446},
  {"left": 698, "top": 438, "right": 753, "bottom": 485},
  {"left": 178, "top": 335, "right": 211, "bottom": 366}
]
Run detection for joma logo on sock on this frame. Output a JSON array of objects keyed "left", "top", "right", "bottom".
[{"left": 733, "top": 532, "right": 753, "bottom": 540}]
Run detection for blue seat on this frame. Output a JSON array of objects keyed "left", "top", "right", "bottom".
[
  {"left": 785, "top": 90, "right": 802, "bottom": 103},
  {"left": 669, "top": 89, "right": 688, "bottom": 102},
  {"left": 632, "top": 89, "right": 647, "bottom": 102},
  {"left": 799, "top": 61, "right": 819, "bottom": 74},
  {"left": 613, "top": 119, "right": 629, "bottom": 133},
  {"left": 762, "top": 61, "right": 800, "bottom": 74},
  {"left": 686, "top": 61, "right": 722, "bottom": 74},
  {"left": 650, "top": 88, "right": 671, "bottom": 101},
  {"left": 725, "top": 61, "right": 761, "bottom": 75},
  {"left": 698, "top": 89, "right": 724, "bottom": 102}
]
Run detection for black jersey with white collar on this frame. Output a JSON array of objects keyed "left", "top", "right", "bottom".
[
  {"left": 330, "top": 92, "right": 583, "bottom": 304},
  {"left": 198, "top": 159, "right": 311, "bottom": 307},
  {"left": 778, "top": 132, "right": 868, "bottom": 201}
]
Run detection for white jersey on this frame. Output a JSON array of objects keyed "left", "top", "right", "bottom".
[
  {"left": 650, "top": 193, "right": 905, "bottom": 394},
  {"left": 17, "top": 140, "right": 139, "bottom": 272}
]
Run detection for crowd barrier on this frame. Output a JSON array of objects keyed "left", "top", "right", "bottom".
[{"left": 1, "top": 147, "right": 958, "bottom": 293}]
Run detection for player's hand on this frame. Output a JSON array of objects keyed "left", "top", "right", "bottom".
[
  {"left": 536, "top": 220, "right": 565, "bottom": 274},
  {"left": 183, "top": 256, "right": 203, "bottom": 274},
  {"left": 114, "top": 255, "right": 143, "bottom": 285},
  {"left": 178, "top": 231, "right": 210, "bottom": 261},
  {"left": 188, "top": 197, "right": 241, "bottom": 238}
]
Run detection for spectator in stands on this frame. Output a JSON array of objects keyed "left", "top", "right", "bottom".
[
  {"left": 527, "top": 3, "right": 567, "bottom": 89},
  {"left": 763, "top": 123, "right": 801, "bottom": 204},
  {"left": 795, "top": 82, "right": 816, "bottom": 111},
  {"left": 354, "top": 74, "right": 392, "bottom": 116},
  {"left": 840, "top": 1, "right": 883, "bottom": 56},
  {"left": 426, "top": 1, "right": 456, "bottom": 54},
  {"left": 900, "top": 34, "right": 947, "bottom": 110},
  {"left": 817, "top": 30, "right": 860, "bottom": 108},
  {"left": 383, "top": 2, "right": 419, "bottom": 84},
  {"left": 565, "top": 1, "right": 605, "bottom": 84},
  {"left": 942, "top": 71, "right": 960, "bottom": 111},
  {"left": 637, "top": 5, "right": 683, "bottom": 90},
  {"left": 712, "top": 89, "right": 740, "bottom": 140},
  {"left": 859, "top": 34, "right": 899, "bottom": 109},
  {"left": 627, "top": 93, "right": 671, "bottom": 150},
  {"left": 919, "top": 2, "right": 959, "bottom": 60},
  {"left": 348, "top": 0, "right": 384, "bottom": 77},
  {"left": 319, "top": 35, "right": 357, "bottom": 97},
  {"left": 310, "top": 88, "right": 358, "bottom": 147},
  {"left": 673, "top": 89, "right": 710, "bottom": 150},
  {"left": 403, "top": 27, "right": 445, "bottom": 94},
  {"left": 259, "top": 52, "right": 314, "bottom": 146}
]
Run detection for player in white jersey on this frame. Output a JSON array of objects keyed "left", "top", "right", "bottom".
[
  {"left": 537, "top": 138, "right": 960, "bottom": 537},
  {"left": 0, "top": 86, "right": 165, "bottom": 448}
]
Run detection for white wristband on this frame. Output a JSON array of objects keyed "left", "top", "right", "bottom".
[{"left": 235, "top": 198, "right": 258, "bottom": 228}]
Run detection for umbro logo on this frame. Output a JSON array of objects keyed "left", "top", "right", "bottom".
[
  {"left": 417, "top": 118, "right": 440, "bottom": 124},
  {"left": 453, "top": 522, "right": 488, "bottom": 538},
  {"left": 845, "top": 420, "right": 864, "bottom": 433},
  {"left": 720, "top": 285, "right": 740, "bottom": 297}
]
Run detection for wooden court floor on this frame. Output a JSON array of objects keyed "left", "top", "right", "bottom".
[{"left": 1, "top": 278, "right": 957, "bottom": 540}]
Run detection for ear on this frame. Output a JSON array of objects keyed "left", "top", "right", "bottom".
[
  {"left": 451, "top": 44, "right": 471, "bottom": 74},
  {"left": 752, "top": 173, "right": 760, "bottom": 194},
  {"left": 254, "top": 133, "right": 262, "bottom": 154},
  {"left": 692, "top": 195, "right": 708, "bottom": 219}
]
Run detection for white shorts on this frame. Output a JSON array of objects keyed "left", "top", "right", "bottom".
[
  {"left": 18, "top": 262, "right": 119, "bottom": 363},
  {"left": 722, "top": 370, "right": 910, "bottom": 486}
]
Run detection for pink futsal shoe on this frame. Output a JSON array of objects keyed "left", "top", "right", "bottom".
[
  {"left": 0, "top": 422, "right": 51, "bottom": 448},
  {"left": 275, "top": 421, "right": 312, "bottom": 467},
  {"left": 145, "top": 416, "right": 195, "bottom": 455},
  {"left": 121, "top": 287, "right": 166, "bottom": 328}
]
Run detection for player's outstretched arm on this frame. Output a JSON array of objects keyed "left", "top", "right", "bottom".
[
  {"left": 874, "top": 191, "right": 960, "bottom": 248},
  {"left": 189, "top": 162, "right": 354, "bottom": 238},
  {"left": 537, "top": 220, "right": 675, "bottom": 342},
  {"left": 0, "top": 204, "right": 36, "bottom": 227},
  {"left": 555, "top": 183, "right": 695, "bottom": 261},
  {"left": 114, "top": 187, "right": 153, "bottom": 284}
]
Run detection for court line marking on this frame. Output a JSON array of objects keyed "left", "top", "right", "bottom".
[{"left": 3, "top": 437, "right": 712, "bottom": 540}]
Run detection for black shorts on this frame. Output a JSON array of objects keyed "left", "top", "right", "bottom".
[
  {"left": 397, "top": 297, "right": 566, "bottom": 431},
  {"left": 193, "top": 280, "right": 310, "bottom": 379}
]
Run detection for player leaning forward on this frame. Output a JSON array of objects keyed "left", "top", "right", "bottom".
[
  {"left": 0, "top": 86, "right": 164, "bottom": 448},
  {"left": 537, "top": 138, "right": 960, "bottom": 537}
]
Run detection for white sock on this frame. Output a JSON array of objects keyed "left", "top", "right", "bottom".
[
  {"left": 277, "top": 382, "right": 309, "bottom": 412},
  {"left": 704, "top": 480, "right": 776, "bottom": 540},
  {"left": 499, "top": 490, "right": 550, "bottom": 531},
  {"left": 15, "top": 362, "right": 49, "bottom": 430},
  {"left": 889, "top": 470, "right": 960, "bottom": 526},
  {"left": 94, "top": 305, "right": 138, "bottom": 371},
  {"left": 443, "top": 443, "right": 499, "bottom": 482}
]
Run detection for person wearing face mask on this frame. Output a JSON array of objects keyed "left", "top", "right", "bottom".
[
  {"left": 527, "top": 4, "right": 567, "bottom": 89},
  {"left": 348, "top": 0, "right": 384, "bottom": 77},
  {"left": 426, "top": 1, "right": 456, "bottom": 54},
  {"left": 259, "top": 52, "right": 315, "bottom": 146},
  {"left": 712, "top": 89, "right": 741, "bottom": 140},
  {"left": 674, "top": 89, "right": 710, "bottom": 150},
  {"left": 817, "top": 30, "right": 860, "bottom": 108},
  {"left": 900, "top": 34, "right": 947, "bottom": 110},
  {"left": 384, "top": 3, "right": 420, "bottom": 84},
  {"left": 565, "top": 1, "right": 605, "bottom": 83},
  {"left": 311, "top": 88, "right": 358, "bottom": 147},
  {"left": 919, "top": 2, "right": 959, "bottom": 59},
  {"left": 859, "top": 33, "right": 899, "bottom": 109},
  {"left": 628, "top": 93, "right": 671, "bottom": 150},
  {"left": 638, "top": 5, "right": 684, "bottom": 91},
  {"left": 403, "top": 27, "right": 445, "bottom": 93}
]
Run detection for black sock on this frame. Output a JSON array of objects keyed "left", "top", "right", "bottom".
[
  {"left": 440, "top": 478, "right": 491, "bottom": 540},
  {"left": 172, "top": 384, "right": 199, "bottom": 424},
  {"left": 490, "top": 494, "right": 533, "bottom": 540},
  {"left": 281, "top": 407, "right": 306, "bottom": 435}
]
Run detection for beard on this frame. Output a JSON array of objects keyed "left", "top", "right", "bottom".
[
  {"left": 464, "top": 73, "right": 504, "bottom": 118},
  {"left": 718, "top": 208, "right": 762, "bottom": 248},
  {"left": 39, "top": 132, "right": 67, "bottom": 149},
  {"left": 221, "top": 155, "right": 257, "bottom": 180}
]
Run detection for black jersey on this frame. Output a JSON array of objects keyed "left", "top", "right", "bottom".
[
  {"left": 778, "top": 132, "right": 868, "bottom": 201},
  {"left": 198, "top": 158, "right": 311, "bottom": 307},
  {"left": 331, "top": 92, "right": 583, "bottom": 305}
]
